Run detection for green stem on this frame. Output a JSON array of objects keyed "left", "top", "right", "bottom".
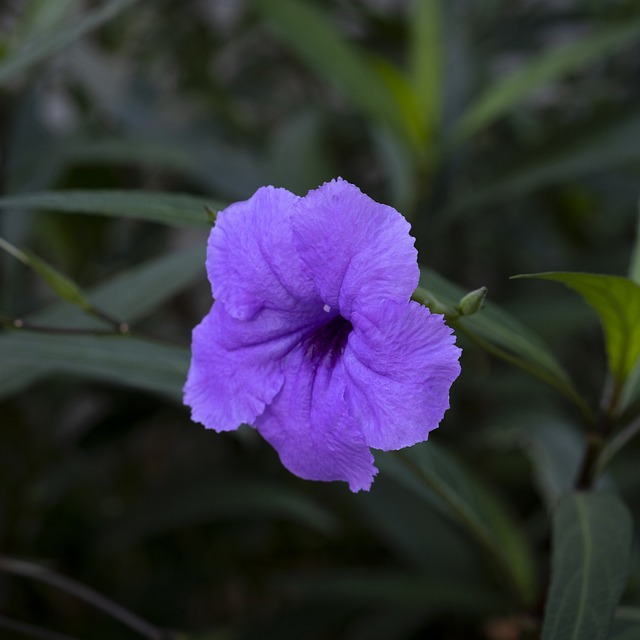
[{"left": 574, "top": 374, "right": 620, "bottom": 490}]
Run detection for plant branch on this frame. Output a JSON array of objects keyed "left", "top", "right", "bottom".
[{"left": 574, "top": 374, "right": 620, "bottom": 490}]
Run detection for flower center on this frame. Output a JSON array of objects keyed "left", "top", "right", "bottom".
[{"left": 304, "top": 313, "right": 352, "bottom": 367}]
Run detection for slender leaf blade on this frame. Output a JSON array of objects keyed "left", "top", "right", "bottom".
[
  {"left": 0, "top": 333, "right": 188, "bottom": 399},
  {"left": 455, "top": 19, "right": 640, "bottom": 139},
  {"left": 378, "top": 442, "right": 536, "bottom": 605},
  {"left": 0, "top": 246, "right": 205, "bottom": 400},
  {"left": 542, "top": 492, "right": 633, "bottom": 640},
  {"left": 0, "top": 235, "right": 93, "bottom": 312},
  {"left": 0, "top": 190, "right": 221, "bottom": 227},
  {"left": 418, "top": 269, "right": 580, "bottom": 405},
  {"left": 408, "top": 0, "right": 442, "bottom": 135},
  {"left": 100, "top": 477, "right": 340, "bottom": 552},
  {"left": 254, "top": 0, "right": 405, "bottom": 137},
  {"left": 630, "top": 202, "right": 640, "bottom": 285},
  {"left": 514, "top": 272, "right": 640, "bottom": 385},
  {"left": 0, "top": 0, "right": 138, "bottom": 85},
  {"left": 446, "top": 108, "right": 640, "bottom": 216}
]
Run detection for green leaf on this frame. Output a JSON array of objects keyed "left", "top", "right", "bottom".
[
  {"left": 455, "top": 19, "right": 640, "bottom": 140},
  {"left": 0, "top": 246, "right": 205, "bottom": 400},
  {"left": 254, "top": 0, "right": 405, "bottom": 138},
  {"left": 0, "top": 235, "right": 93, "bottom": 312},
  {"left": 272, "top": 568, "right": 504, "bottom": 614},
  {"left": 355, "top": 474, "right": 493, "bottom": 583},
  {"left": 616, "top": 608, "right": 640, "bottom": 625},
  {"left": 408, "top": 0, "right": 442, "bottom": 136},
  {"left": 0, "top": 190, "right": 221, "bottom": 227},
  {"left": 0, "top": 333, "right": 188, "bottom": 399},
  {"left": 523, "top": 418, "right": 586, "bottom": 508},
  {"left": 542, "top": 492, "right": 633, "bottom": 640},
  {"left": 62, "top": 135, "right": 264, "bottom": 200},
  {"left": 99, "top": 477, "right": 340, "bottom": 552},
  {"left": 0, "top": 0, "right": 138, "bottom": 85},
  {"left": 445, "top": 108, "right": 640, "bottom": 216},
  {"left": 620, "top": 360, "right": 640, "bottom": 415},
  {"left": 630, "top": 203, "right": 640, "bottom": 285},
  {"left": 377, "top": 442, "right": 536, "bottom": 606},
  {"left": 12, "top": 0, "right": 79, "bottom": 47},
  {"left": 417, "top": 268, "right": 585, "bottom": 414},
  {"left": 514, "top": 272, "right": 640, "bottom": 387}
]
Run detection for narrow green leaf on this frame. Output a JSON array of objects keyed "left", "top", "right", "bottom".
[
  {"left": 0, "top": 333, "right": 188, "bottom": 399},
  {"left": 524, "top": 419, "right": 586, "bottom": 508},
  {"left": 542, "top": 492, "right": 633, "bottom": 640},
  {"left": 455, "top": 19, "right": 640, "bottom": 140},
  {"left": 254, "top": 0, "right": 405, "bottom": 138},
  {"left": 616, "top": 608, "right": 640, "bottom": 624},
  {"left": 514, "top": 272, "right": 640, "bottom": 387},
  {"left": 418, "top": 269, "right": 585, "bottom": 413},
  {"left": 611, "top": 621, "right": 640, "bottom": 640},
  {"left": 0, "top": 0, "right": 138, "bottom": 85},
  {"left": 372, "top": 58, "right": 425, "bottom": 147},
  {"left": 99, "top": 477, "right": 340, "bottom": 552},
  {"left": 620, "top": 360, "right": 640, "bottom": 415},
  {"left": 0, "top": 246, "right": 205, "bottom": 400},
  {"left": 629, "top": 202, "right": 640, "bottom": 285},
  {"left": 378, "top": 442, "right": 536, "bottom": 606},
  {"left": 12, "top": 0, "right": 79, "bottom": 47},
  {"left": 408, "top": 0, "right": 442, "bottom": 135},
  {"left": 273, "top": 569, "right": 504, "bottom": 614},
  {"left": 63, "top": 136, "right": 264, "bottom": 200},
  {"left": 0, "top": 190, "right": 221, "bottom": 227},
  {"left": 355, "top": 478, "right": 489, "bottom": 578},
  {"left": 445, "top": 108, "right": 640, "bottom": 216},
  {"left": 0, "top": 235, "right": 93, "bottom": 312}
]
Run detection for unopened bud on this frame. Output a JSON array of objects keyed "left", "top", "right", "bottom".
[{"left": 456, "top": 286, "right": 488, "bottom": 316}]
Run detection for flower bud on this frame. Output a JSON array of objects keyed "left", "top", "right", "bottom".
[{"left": 457, "top": 286, "right": 488, "bottom": 316}]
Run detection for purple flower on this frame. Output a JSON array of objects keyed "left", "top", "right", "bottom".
[{"left": 184, "top": 178, "right": 461, "bottom": 491}]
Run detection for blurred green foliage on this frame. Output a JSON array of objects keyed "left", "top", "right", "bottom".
[{"left": 2, "top": 0, "right": 640, "bottom": 638}]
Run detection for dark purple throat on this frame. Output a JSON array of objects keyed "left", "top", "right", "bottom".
[{"left": 303, "top": 314, "right": 353, "bottom": 367}]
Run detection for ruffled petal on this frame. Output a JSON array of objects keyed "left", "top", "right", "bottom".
[
  {"left": 255, "top": 345, "right": 377, "bottom": 492},
  {"left": 344, "top": 300, "right": 461, "bottom": 450},
  {"left": 207, "top": 186, "right": 318, "bottom": 320},
  {"left": 184, "top": 301, "right": 322, "bottom": 431},
  {"left": 291, "top": 178, "right": 419, "bottom": 319}
]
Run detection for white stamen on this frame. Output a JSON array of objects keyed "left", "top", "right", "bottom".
[{"left": 323, "top": 304, "right": 331, "bottom": 313}]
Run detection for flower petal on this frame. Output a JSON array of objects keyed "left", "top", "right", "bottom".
[
  {"left": 255, "top": 345, "right": 377, "bottom": 492},
  {"left": 291, "top": 178, "right": 419, "bottom": 318},
  {"left": 207, "top": 186, "right": 317, "bottom": 320},
  {"left": 184, "top": 301, "right": 321, "bottom": 431},
  {"left": 344, "top": 300, "right": 461, "bottom": 450}
]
